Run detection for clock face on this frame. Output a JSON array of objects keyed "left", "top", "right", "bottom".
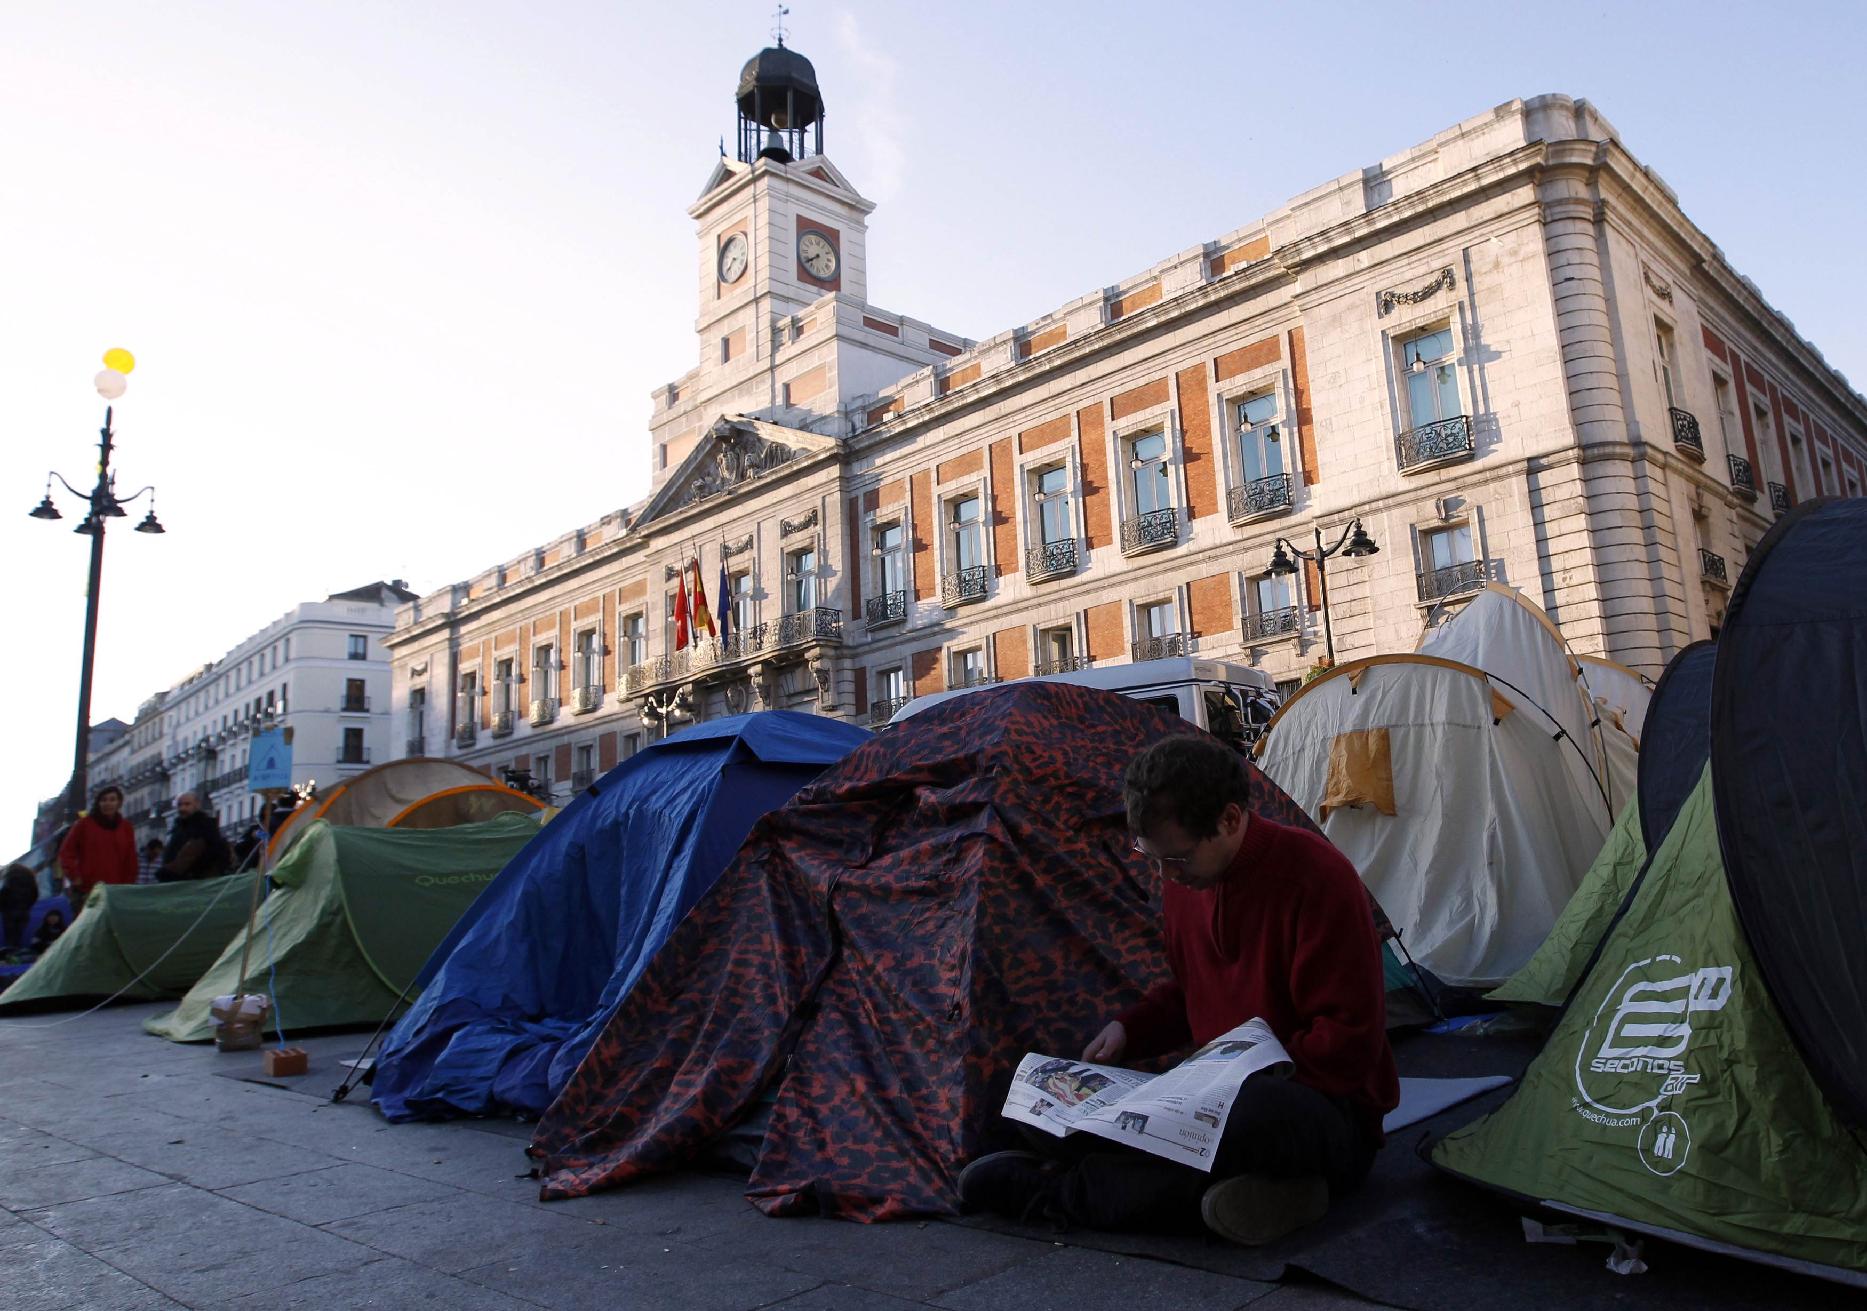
[
  {"left": 797, "top": 230, "right": 838, "bottom": 281},
  {"left": 718, "top": 233, "right": 748, "bottom": 284}
]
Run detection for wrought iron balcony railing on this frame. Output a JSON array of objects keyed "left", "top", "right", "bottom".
[
  {"left": 1395, "top": 415, "right": 1474, "bottom": 473},
  {"left": 491, "top": 709, "right": 515, "bottom": 737},
  {"left": 949, "top": 673, "right": 1001, "bottom": 691},
  {"left": 339, "top": 746, "right": 372, "bottom": 766},
  {"left": 570, "top": 769, "right": 595, "bottom": 792},
  {"left": 529, "top": 697, "right": 559, "bottom": 727},
  {"left": 869, "top": 695, "right": 911, "bottom": 726},
  {"left": 453, "top": 722, "right": 476, "bottom": 748},
  {"left": 1699, "top": 548, "right": 1728, "bottom": 585},
  {"left": 1033, "top": 655, "right": 1091, "bottom": 677},
  {"left": 572, "top": 685, "right": 602, "bottom": 714},
  {"left": 1227, "top": 473, "right": 1294, "bottom": 523},
  {"left": 1132, "top": 632, "right": 1192, "bottom": 662},
  {"left": 1120, "top": 506, "right": 1180, "bottom": 555},
  {"left": 340, "top": 695, "right": 371, "bottom": 713},
  {"left": 405, "top": 736, "right": 426, "bottom": 757},
  {"left": 1769, "top": 482, "right": 1791, "bottom": 516},
  {"left": 1670, "top": 407, "right": 1704, "bottom": 460},
  {"left": 1243, "top": 607, "right": 1300, "bottom": 642},
  {"left": 758, "top": 607, "right": 845, "bottom": 650},
  {"left": 621, "top": 610, "right": 845, "bottom": 694},
  {"left": 1418, "top": 559, "right": 1488, "bottom": 603},
  {"left": 941, "top": 565, "right": 989, "bottom": 608},
  {"left": 865, "top": 590, "right": 908, "bottom": 629},
  {"left": 1025, "top": 537, "right": 1078, "bottom": 582},
  {"left": 1728, "top": 453, "right": 1757, "bottom": 498}
]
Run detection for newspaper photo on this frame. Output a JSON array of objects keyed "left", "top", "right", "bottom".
[{"left": 999, "top": 1018, "right": 1293, "bottom": 1171}]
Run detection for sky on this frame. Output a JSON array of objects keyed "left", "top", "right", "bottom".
[{"left": 4, "top": 0, "right": 1863, "bottom": 845}]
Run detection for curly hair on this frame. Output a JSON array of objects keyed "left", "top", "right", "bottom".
[{"left": 1123, "top": 734, "right": 1251, "bottom": 840}]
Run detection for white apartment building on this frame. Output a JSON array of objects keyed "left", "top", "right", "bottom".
[
  {"left": 101, "top": 581, "right": 415, "bottom": 835},
  {"left": 386, "top": 46, "right": 1867, "bottom": 802}
]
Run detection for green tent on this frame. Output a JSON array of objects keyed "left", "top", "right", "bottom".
[
  {"left": 1485, "top": 796, "right": 1644, "bottom": 1008},
  {"left": 144, "top": 813, "right": 537, "bottom": 1043},
  {"left": 0, "top": 874, "right": 261, "bottom": 1011},
  {"left": 1435, "top": 504, "right": 1867, "bottom": 1287},
  {"left": 1434, "top": 772, "right": 1867, "bottom": 1281}
]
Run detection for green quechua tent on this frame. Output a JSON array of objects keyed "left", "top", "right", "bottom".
[
  {"left": 145, "top": 813, "right": 537, "bottom": 1043},
  {"left": 0, "top": 874, "right": 261, "bottom": 1011},
  {"left": 1434, "top": 502, "right": 1867, "bottom": 1287}
]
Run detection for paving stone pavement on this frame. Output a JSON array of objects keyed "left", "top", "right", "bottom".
[{"left": 0, "top": 1004, "right": 1398, "bottom": 1310}]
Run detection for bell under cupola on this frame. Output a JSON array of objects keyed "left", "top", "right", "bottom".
[{"left": 735, "top": 37, "right": 824, "bottom": 165}]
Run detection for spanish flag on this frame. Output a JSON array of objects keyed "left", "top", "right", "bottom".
[{"left": 690, "top": 558, "right": 716, "bottom": 641}]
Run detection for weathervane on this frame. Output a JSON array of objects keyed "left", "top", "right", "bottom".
[{"left": 772, "top": 4, "right": 789, "bottom": 46}]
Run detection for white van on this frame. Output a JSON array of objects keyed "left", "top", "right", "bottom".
[{"left": 886, "top": 657, "right": 1279, "bottom": 753}]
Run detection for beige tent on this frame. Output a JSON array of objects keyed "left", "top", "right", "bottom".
[
  {"left": 268, "top": 758, "right": 543, "bottom": 859},
  {"left": 1259, "top": 587, "right": 1636, "bottom": 988}
]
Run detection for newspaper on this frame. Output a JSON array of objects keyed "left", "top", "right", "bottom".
[{"left": 1000, "top": 1018, "right": 1292, "bottom": 1171}]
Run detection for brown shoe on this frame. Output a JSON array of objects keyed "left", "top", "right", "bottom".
[{"left": 1199, "top": 1173, "right": 1328, "bottom": 1245}]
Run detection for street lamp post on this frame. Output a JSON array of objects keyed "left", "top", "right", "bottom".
[
  {"left": 31, "top": 352, "right": 165, "bottom": 823},
  {"left": 1266, "top": 518, "right": 1379, "bottom": 666}
]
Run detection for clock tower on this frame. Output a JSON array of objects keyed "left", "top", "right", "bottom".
[{"left": 646, "top": 39, "right": 969, "bottom": 490}]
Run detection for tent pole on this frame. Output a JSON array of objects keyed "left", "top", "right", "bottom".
[{"left": 233, "top": 787, "right": 283, "bottom": 1004}]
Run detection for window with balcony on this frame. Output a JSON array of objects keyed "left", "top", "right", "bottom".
[
  {"left": 1418, "top": 523, "right": 1484, "bottom": 601},
  {"left": 342, "top": 677, "right": 368, "bottom": 713},
  {"left": 531, "top": 645, "right": 558, "bottom": 723},
  {"left": 455, "top": 671, "right": 478, "bottom": 734},
  {"left": 1230, "top": 392, "right": 1291, "bottom": 521},
  {"left": 347, "top": 634, "right": 368, "bottom": 661},
  {"left": 1026, "top": 463, "right": 1076, "bottom": 580},
  {"left": 867, "top": 522, "right": 907, "bottom": 626},
  {"left": 949, "top": 646, "right": 987, "bottom": 689},
  {"left": 1397, "top": 327, "right": 1472, "bottom": 470},
  {"left": 574, "top": 629, "right": 600, "bottom": 688},
  {"left": 533, "top": 751, "right": 553, "bottom": 799},
  {"left": 573, "top": 629, "right": 602, "bottom": 712},
  {"left": 341, "top": 726, "right": 367, "bottom": 765},
  {"left": 1132, "top": 598, "right": 1186, "bottom": 661},
  {"left": 942, "top": 494, "right": 987, "bottom": 606},
  {"left": 1035, "top": 624, "right": 1082, "bottom": 676},
  {"left": 786, "top": 547, "right": 818, "bottom": 613},
  {"left": 872, "top": 666, "right": 909, "bottom": 725},
  {"left": 1245, "top": 573, "right": 1300, "bottom": 641},
  {"left": 573, "top": 743, "right": 596, "bottom": 791},
  {"left": 1121, "top": 430, "right": 1178, "bottom": 554}
]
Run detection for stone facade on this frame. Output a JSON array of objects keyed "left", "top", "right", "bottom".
[{"left": 387, "top": 82, "right": 1867, "bottom": 804}]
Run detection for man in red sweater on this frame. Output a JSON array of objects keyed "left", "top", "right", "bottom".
[{"left": 960, "top": 735, "right": 1399, "bottom": 1245}]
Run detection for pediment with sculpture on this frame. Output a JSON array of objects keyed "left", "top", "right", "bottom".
[{"left": 638, "top": 416, "right": 841, "bottom": 527}]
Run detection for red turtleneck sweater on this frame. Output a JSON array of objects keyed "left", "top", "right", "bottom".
[{"left": 1116, "top": 812, "right": 1399, "bottom": 1138}]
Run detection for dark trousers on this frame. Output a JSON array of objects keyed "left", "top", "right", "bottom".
[{"left": 1032, "top": 1077, "right": 1375, "bottom": 1233}]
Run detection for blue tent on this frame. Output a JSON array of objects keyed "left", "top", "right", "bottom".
[{"left": 371, "top": 711, "right": 871, "bottom": 1121}]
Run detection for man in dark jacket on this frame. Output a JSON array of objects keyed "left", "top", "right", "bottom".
[{"left": 157, "top": 793, "right": 231, "bottom": 882}]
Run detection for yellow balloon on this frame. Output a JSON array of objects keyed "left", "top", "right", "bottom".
[{"left": 102, "top": 347, "right": 135, "bottom": 375}]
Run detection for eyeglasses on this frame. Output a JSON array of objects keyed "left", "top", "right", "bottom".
[{"left": 1131, "top": 838, "right": 1194, "bottom": 875}]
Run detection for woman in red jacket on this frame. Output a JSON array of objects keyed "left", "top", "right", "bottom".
[{"left": 57, "top": 785, "right": 140, "bottom": 911}]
